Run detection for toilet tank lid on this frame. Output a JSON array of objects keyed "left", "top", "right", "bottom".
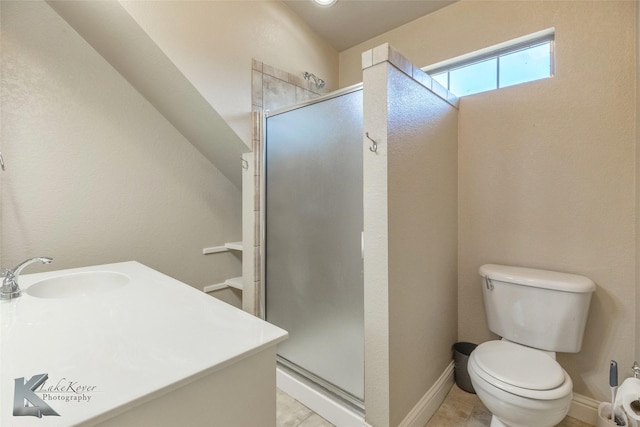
[{"left": 479, "top": 264, "right": 596, "bottom": 293}]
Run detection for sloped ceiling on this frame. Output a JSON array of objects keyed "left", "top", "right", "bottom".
[{"left": 47, "top": 0, "right": 247, "bottom": 189}]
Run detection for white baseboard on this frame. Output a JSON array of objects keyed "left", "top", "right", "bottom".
[
  {"left": 395, "top": 362, "right": 599, "bottom": 427},
  {"left": 399, "top": 361, "right": 455, "bottom": 427},
  {"left": 568, "top": 392, "right": 599, "bottom": 426}
]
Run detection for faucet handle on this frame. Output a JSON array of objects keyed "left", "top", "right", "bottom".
[
  {"left": 1, "top": 268, "right": 19, "bottom": 300},
  {"left": 2, "top": 268, "right": 14, "bottom": 280}
]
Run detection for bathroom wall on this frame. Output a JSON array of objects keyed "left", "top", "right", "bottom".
[
  {"left": 636, "top": 0, "right": 640, "bottom": 367},
  {"left": 1, "top": 0, "right": 242, "bottom": 306},
  {"left": 340, "top": 0, "right": 637, "bottom": 402},
  {"left": 118, "top": 0, "right": 339, "bottom": 150},
  {"left": 0, "top": 0, "right": 3, "bottom": 271}
]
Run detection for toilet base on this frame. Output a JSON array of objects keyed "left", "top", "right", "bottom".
[{"left": 490, "top": 415, "right": 509, "bottom": 427}]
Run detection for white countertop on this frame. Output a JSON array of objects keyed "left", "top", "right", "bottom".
[{"left": 1, "top": 261, "right": 287, "bottom": 426}]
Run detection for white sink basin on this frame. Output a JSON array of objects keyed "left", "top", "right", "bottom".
[{"left": 26, "top": 271, "right": 130, "bottom": 298}]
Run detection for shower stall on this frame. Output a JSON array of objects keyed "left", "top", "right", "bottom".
[
  {"left": 261, "top": 44, "right": 459, "bottom": 427},
  {"left": 265, "top": 87, "right": 365, "bottom": 408}
]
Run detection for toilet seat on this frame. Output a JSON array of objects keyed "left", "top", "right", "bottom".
[{"left": 470, "top": 340, "right": 573, "bottom": 400}]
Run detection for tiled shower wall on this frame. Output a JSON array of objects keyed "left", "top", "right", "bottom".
[
  {"left": 252, "top": 60, "right": 323, "bottom": 111},
  {"left": 244, "top": 60, "right": 323, "bottom": 316}
]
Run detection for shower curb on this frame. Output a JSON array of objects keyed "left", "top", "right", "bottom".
[{"left": 276, "top": 367, "right": 368, "bottom": 427}]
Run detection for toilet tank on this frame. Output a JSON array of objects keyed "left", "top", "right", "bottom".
[{"left": 479, "top": 264, "right": 596, "bottom": 353}]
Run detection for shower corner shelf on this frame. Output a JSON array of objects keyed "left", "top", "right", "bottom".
[
  {"left": 225, "top": 277, "right": 243, "bottom": 290},
  {"left": 203, "top": 277, "right": 243, "bottom": 293},
  {"left": 202, "top": 241, "right": 244, "bottom": 255},
  {"left": 224, "top": 241, "right": 243, "bottom": 251},
  {"left": 202, "top": 241, "right": 244, "bottom": 293}
]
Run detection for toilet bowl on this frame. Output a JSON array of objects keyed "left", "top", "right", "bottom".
[{"left": 467, "top": 340, "right": 573, "bottom": 427}]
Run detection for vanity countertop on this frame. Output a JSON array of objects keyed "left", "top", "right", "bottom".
[{"left": 1, "top": 261, "right": 287, "bottom": 426}]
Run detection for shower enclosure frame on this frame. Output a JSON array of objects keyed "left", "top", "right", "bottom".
[{"left": 260, "top": 84, "right": 366, "bottom": 413}]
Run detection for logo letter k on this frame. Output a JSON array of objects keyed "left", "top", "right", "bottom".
[{"left": 13, "top": 374, "right": 60, "bottom": 417}]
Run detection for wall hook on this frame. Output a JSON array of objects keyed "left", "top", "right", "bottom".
[{"left": 366, "top": 132, "right": 378, "bottom": 153}]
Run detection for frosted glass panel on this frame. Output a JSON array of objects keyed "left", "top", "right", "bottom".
[{"left": 265, "top": 90, "right": 364, "bottom": 401}]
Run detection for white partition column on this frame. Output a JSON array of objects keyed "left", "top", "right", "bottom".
[{"left": 362, "top": 44, "right": 459, "bottom": 427}]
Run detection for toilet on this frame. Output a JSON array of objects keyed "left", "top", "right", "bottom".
[{"left": 467, "top": 264, "right": 596, "bottom": 427}]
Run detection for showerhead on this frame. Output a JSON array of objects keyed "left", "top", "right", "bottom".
[{"left": 303, "top": 71, "right": 325, "bottom": 89}]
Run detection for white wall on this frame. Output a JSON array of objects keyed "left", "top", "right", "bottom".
[
  {"left": 342, "top": 0, "right": 637, "bottom": 402},
  {"left": 636, "top": 0, "right": 640, "bottom": 365},
  {"left": 0, "top": 1, "right": 3, "bottom": 267}
]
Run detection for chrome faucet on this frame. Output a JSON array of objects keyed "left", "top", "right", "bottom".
[{"left": 1, "top": 257, "right": 53, "bottom": 300}]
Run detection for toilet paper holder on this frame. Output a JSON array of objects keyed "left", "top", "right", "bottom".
[
  {"left": 614, "top": 365, "right": 640, "bottom": 427},
  {"left": 632, "top": 362, "right": 640, "bottom": 379}
]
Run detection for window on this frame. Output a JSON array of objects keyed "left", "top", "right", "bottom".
[{"left": 426, "top": 31, "right": 554, "bottom": 97}]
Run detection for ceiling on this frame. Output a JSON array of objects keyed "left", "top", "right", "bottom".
[{"left": 282, "top": 0, "right": 457, "bottom": 52}]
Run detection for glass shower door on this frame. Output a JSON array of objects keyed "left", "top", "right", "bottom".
[{"left": 265, "top": 89, "right": 364, "bottom": 403}]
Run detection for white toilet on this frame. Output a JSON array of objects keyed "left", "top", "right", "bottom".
[{"left": 467, "top": 264, "right": 596, "bottom": 427}]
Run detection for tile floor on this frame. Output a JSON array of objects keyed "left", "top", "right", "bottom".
[
  {"left": 277, "top": 385, "right": 593, "bottom": 427},
  {"left": 277, "top": 389, "right": 335, "bottom": 427}
]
